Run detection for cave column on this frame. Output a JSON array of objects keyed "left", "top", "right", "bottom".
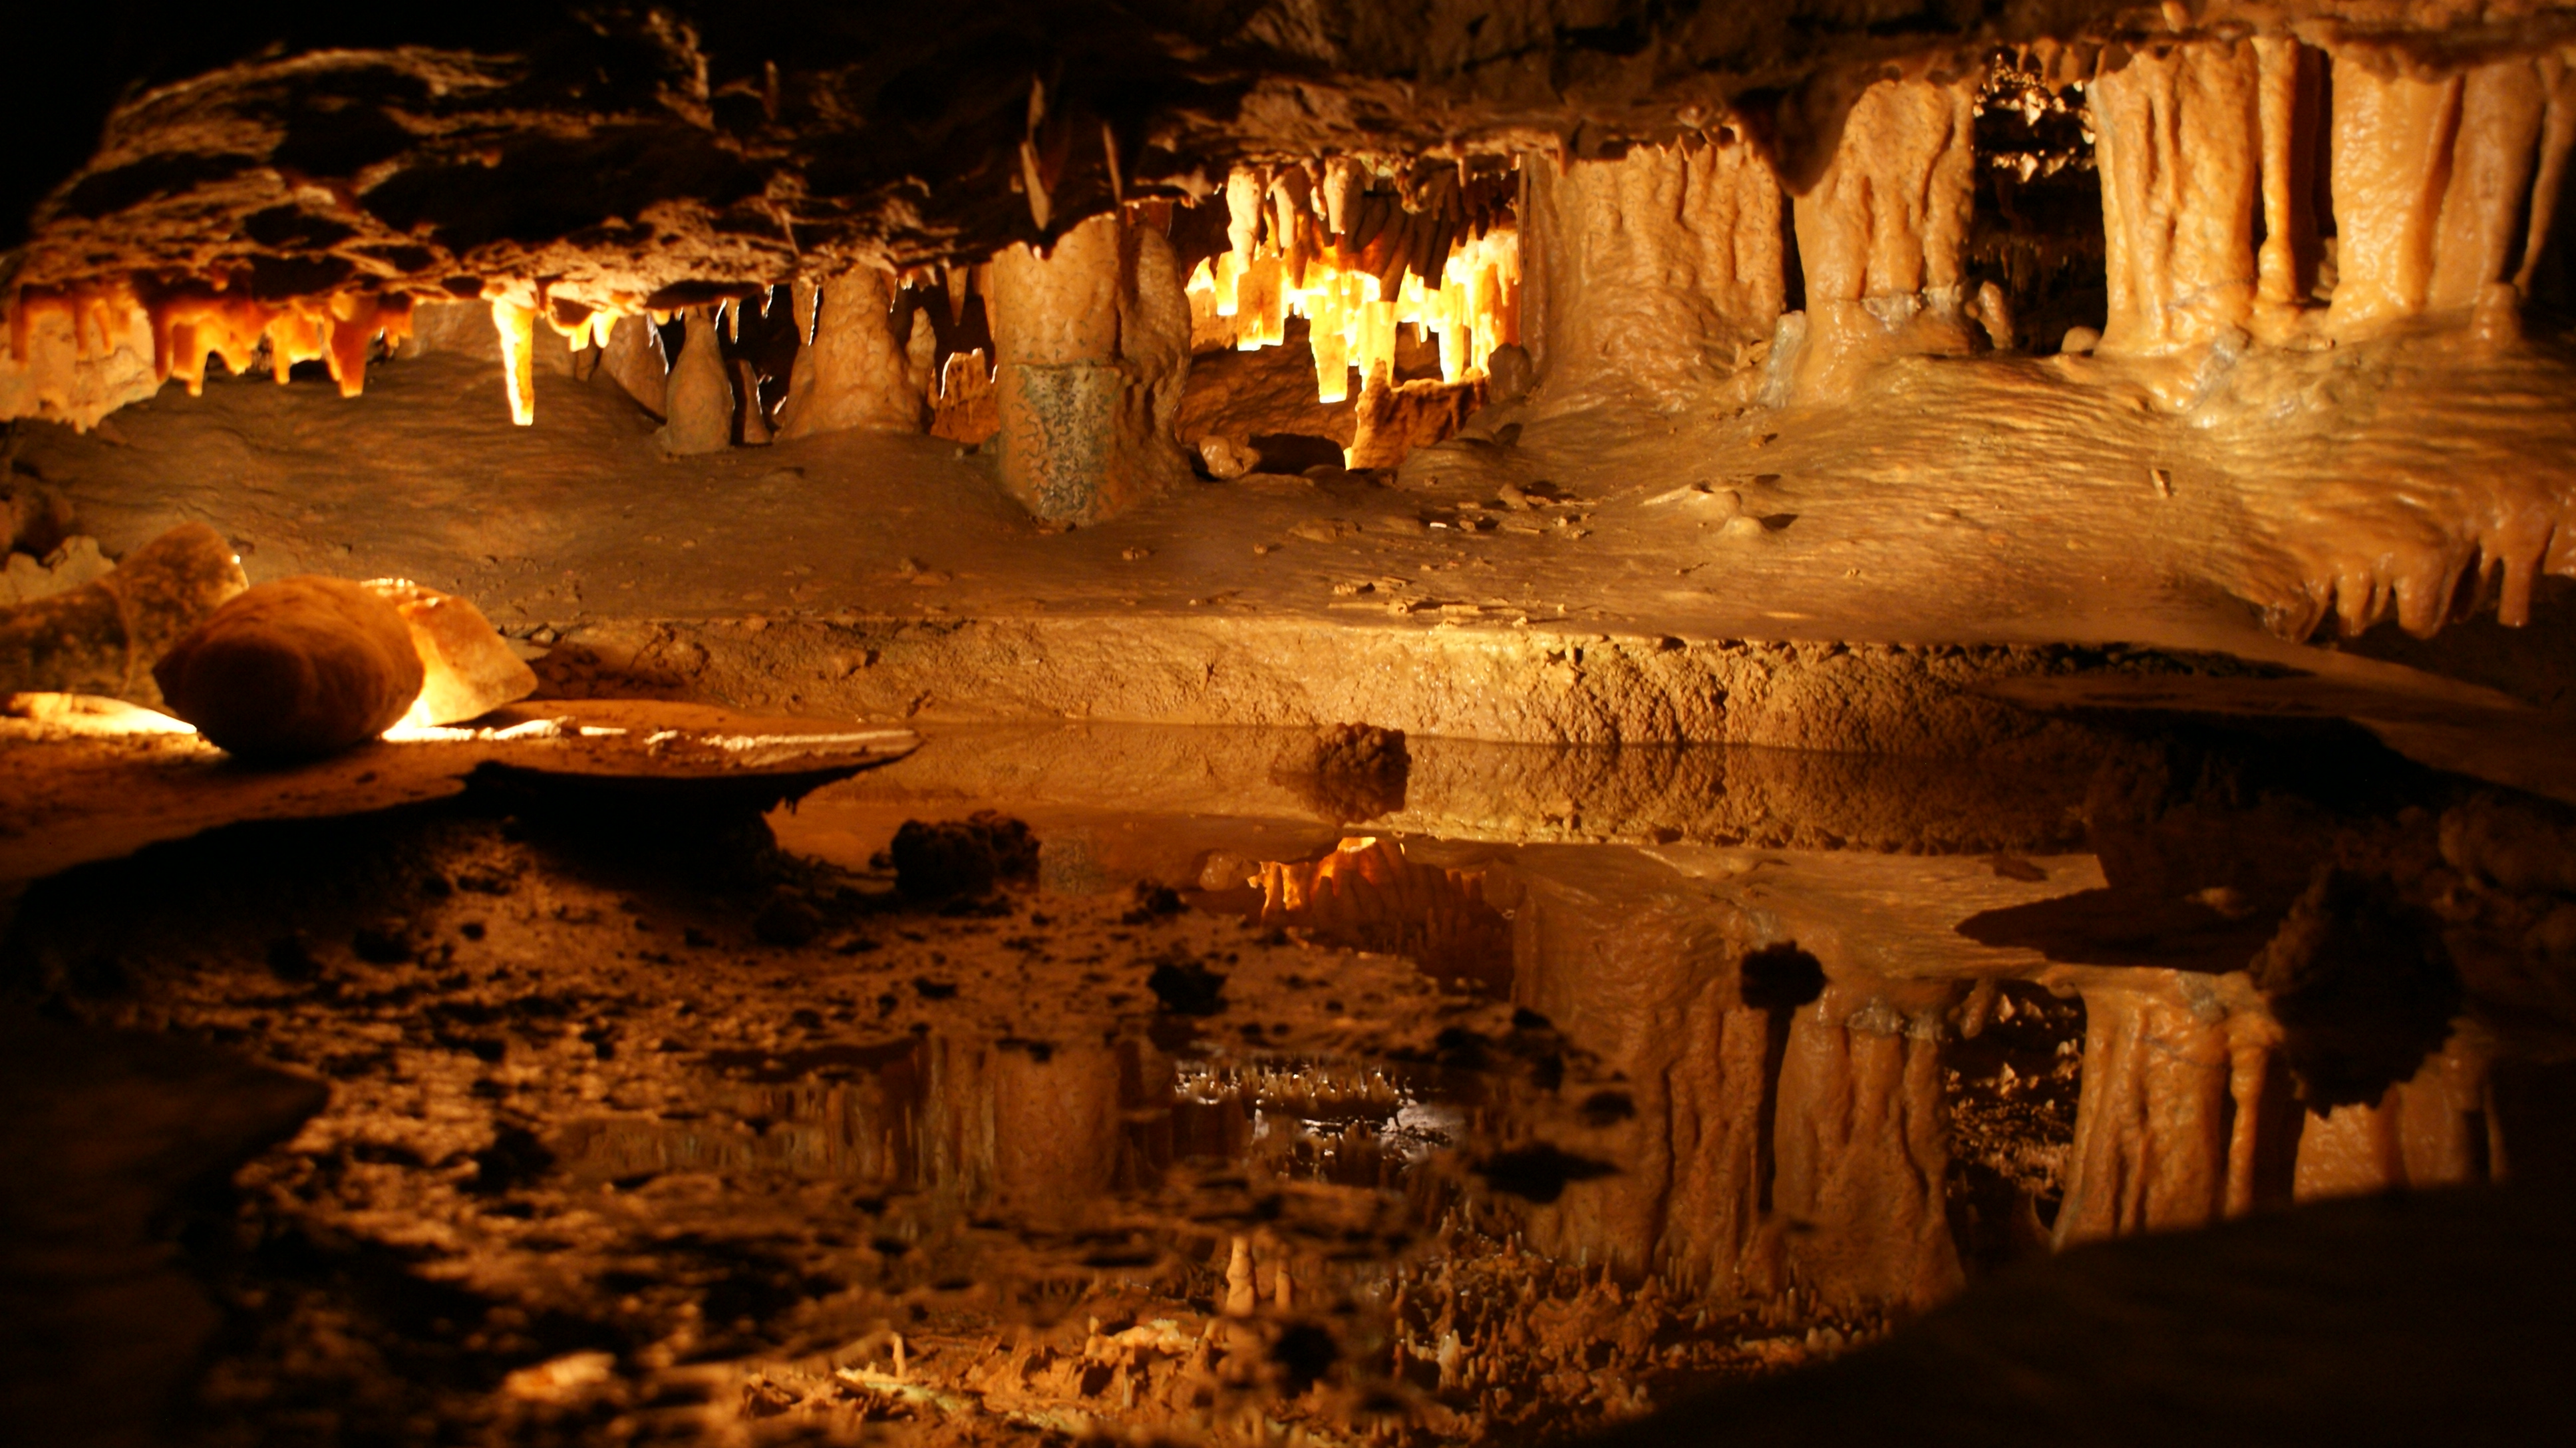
[
  {"left": 1767, "top": 982, "right": 1964, "bottom": 1313},
  {"left": 987, "top": 212, "right": 1192, "bottom": 524},
  {"left": 1522, "top": 132, "right": 1786, "bottom": 410},
  {"left": 1788, "top": 76, "right": 1981, "bottom": 395},
  {"left": 2327, "top": 51, "right": 2576, "bottom": 335},
  {"left": 776, "top": 262, "right": 923, "bottom": 439},
  {"left": 2052, "top": 974, "right": 2296, "bottom": 1247},
  {"left": 2089, "top": 41, "right": 2266, "bottom": 354}
]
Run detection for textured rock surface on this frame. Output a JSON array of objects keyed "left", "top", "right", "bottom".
[
  {"left": 0, "top": 522, "right": 245, "bottom": 705},
  {"left": 360, "top": 578, "right": 537, "bottom": 726},
  {"left": 153, "top": 576, "right": 424, "bottom": 757}
]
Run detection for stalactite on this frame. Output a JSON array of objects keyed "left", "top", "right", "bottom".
[
  {"left": 2291, "top": 1030, "right": 2499, "bottom": 1199},
  {"left": 778, "top": 263, "right": 925, "bottom": 439},
  {"left": 489, "top": 299, "right": 539, "bottom": 426}
]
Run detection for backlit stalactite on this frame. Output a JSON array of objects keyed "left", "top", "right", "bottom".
[
  {"left": 1186, "top": 161, "right": 1522, "bottom": 407},
  {"left": 1788, "top": 75, "right": 1981, "bottom": 394},
  {"left": 1520, "top": 133, "right": 1785, "bottom": 409}
]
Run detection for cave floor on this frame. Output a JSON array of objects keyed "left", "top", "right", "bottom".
[
  {"left": 14, "top": 340, "right": 2576, "bottom": 800},
  {"left": 7, "top": 710, "right": 2576, "bottom": 1447}
]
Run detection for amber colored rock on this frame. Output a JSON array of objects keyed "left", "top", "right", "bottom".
[
  {"left": 360, "top": 579, "right": 537, "bottom": 726},
  {"left": 597, "top": 313, "right": 667, "bottom": 419},
  {"left": 152, "top": 576, "right": 424, "bottom": 758},
  {"left": 776, "top": 264, "right": 922, "bottom": 439},
  {"left": 657, "top": 307, "right": 734, "bottom": 455},
  {"left": 0, "top": 522, "right": 246, "bottom": 705},
  {"left": 987, "top": 214, "right": 1192, "bottom": 522}
]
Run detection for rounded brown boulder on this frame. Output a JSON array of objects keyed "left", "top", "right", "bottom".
[{"left": 152, "top": 576, "right": 425, "bottom": 759}]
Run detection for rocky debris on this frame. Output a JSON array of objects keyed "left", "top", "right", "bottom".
[
  {"left": 889, "top": 811, "right": 1040, "bottom": 900},
  {"left": 0, "top": 522, "right": 245, "bottom": 705},
  {"left": 361, "top": 578, "right": 536, "bottom": 726},
  {"left": 153, "top": 575, "right": 423, "bottom": 757},
  {"left": 1270, "top": 721, "right": 1410, "bottom": 823}
]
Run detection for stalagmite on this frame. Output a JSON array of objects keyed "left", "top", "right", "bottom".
[
  {"left": 597, "top": 315, "right": 667, "bottom": 418},
  {"left": 776, "top": 264, "right": 923, "bottom": 439},
  {"left": 986, "top": 212, "right": 1191, "bottom": 523},
  {"left": 1520, "top": 135, "right": 1782, "bottom": 407},
  {"left": 360, "top": 580, "right": 537, "bottom": 727},
  {"left": 1788, "top": 77, "right": 1980, "bottom": 395},
  {"left": 154, "top": 576, "right": 424, "bottom": 758},
  {"left": 0, "top": 523, "right": 245, "bottom": 705},
  {"left": 659, "top": 307, "right": 735, "bottom": 455},
  {"left": 2089, "top": 41, "right": 2265, "bottom": 354}
]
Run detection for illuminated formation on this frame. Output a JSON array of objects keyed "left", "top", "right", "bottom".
[{"left": 1186, "top": 163, "right": 1522, "bottom": 403}]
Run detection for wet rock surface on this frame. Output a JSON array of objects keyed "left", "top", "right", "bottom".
[{"left": 2, "top": 713, "right": 2571, "bottom": 1445}]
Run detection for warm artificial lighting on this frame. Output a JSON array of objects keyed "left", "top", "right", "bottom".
[{"left": 1187, "top": 222, "right": 1518, "bottom": 404}]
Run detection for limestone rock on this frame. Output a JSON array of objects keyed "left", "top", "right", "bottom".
[
  {"left": 153, "top": 576, "right": 424, "bottom": 758},
  {"left": 361, "top": 580, "right": 538, "bottom": 726},
  {"left": 657, "top": 307, "right": 734, "bottom": 455},
  {"left": 597, "top": 314, "right": 667, "bottom": 419},
  {"left": 0, "top": 522, "right": 246, "bottom": 705},
  {"left": 776, "top": 264, "right": 923, "bottom": 439}
]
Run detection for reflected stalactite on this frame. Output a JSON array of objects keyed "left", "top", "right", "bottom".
[
  {"left": 1768, "top": 981, "right": 1967, "bottom": 1312},
  {"left": 2052, "top": 972, "right": 2296, "bottom": 1246},
  {"left": 1251, "top": 837, "right": 1512, "bottom": 994}
]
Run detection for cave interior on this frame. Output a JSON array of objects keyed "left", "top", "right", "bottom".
[{"left": 5, "top": 3, "right": 2576, "bottom": 1445}]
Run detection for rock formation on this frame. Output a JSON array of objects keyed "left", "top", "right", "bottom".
[
  {"left": 152, "top": 576, "right": 424, "bottom": 757},
  {"left": 987, "top": 213, "right": 1192, "bottom": 522}
]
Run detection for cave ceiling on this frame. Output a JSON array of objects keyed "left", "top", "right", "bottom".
[{"left": 14, "top": 1, "right": 2576, "bottom": 314}]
